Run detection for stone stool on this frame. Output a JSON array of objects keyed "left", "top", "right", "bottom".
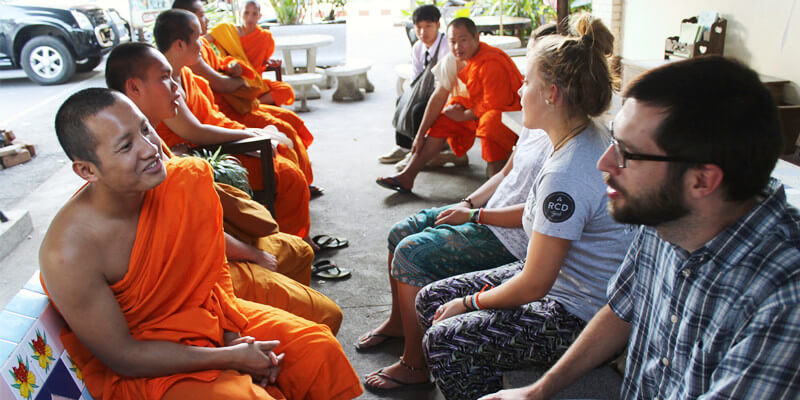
[
  {"left": 325, "top": 61, "right": 374, "bottom": 101},
  {"left": 282, "top": 72, "right": 325, "bottom": 112},
  {"left": 394, "top": 63, "right": 412, "bottom": 96}
]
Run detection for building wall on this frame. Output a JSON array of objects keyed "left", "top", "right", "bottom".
[{"left": 613, "top": 0, "right": 800, "bottom": 103}]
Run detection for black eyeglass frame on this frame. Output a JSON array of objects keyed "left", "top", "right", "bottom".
[{"left": 608, "top": 123, "right": 708, "bottom": 169}]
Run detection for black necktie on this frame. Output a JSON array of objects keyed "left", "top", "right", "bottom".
[{"left": 424, "top": 50, "right": 430, "bottom": 67}]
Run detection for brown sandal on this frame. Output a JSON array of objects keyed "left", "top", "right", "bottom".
[{"left": 354, "top": 329, "right": 402, "bottom": 351}]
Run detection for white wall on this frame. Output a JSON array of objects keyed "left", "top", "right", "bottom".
[{"left": 619, "top": 0, "right": 800, "bottom": 103}]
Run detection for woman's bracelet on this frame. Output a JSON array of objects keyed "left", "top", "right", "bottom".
[
  {"left": 462, "top": 295, "right": 471, "bottom": 311},
  {"left": 460, "top": 197, "right": 474, "bottom": 208},
  {"left": 477, "top": 208, "right": 485, "bottom": 224}
]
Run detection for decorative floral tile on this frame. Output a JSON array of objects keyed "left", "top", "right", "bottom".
[
  {"left": 60, "top": 352, "right": 84, "bottom": 392},
  {"left": 4, "top": 355, "right": 40, "bottom": 400},
  {"left": 33, "top": 358, "right": 81, "bottom": 400},
  {"left": 36, "top": 306, "right": 65, "bottom": 357}
]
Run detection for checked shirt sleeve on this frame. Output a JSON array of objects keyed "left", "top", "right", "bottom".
[
  {"left": 606, "top": 226, "right": 646, "bottom": 323},
  {"left": 698, "top": 304, "right": 800, "bottom": 399}
]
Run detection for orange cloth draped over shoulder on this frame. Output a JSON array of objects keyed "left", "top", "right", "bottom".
[
  {"left": 209, "top": 23, "right": 295, "bottom": 107},
  {"left": 42, "top": 157, "right": 361, "bottom": 400},
  {"left": 200, "top": 37, "right": 314, "bottom": 160},
  {"left": 215, "top": 182, "right": 342, "bottom": 333},
  {"left": 155, "top": 67, "right": 311, "bottom": 238},
  {"left": 427, "top": 42, "right": 523, "bottom": 162}
]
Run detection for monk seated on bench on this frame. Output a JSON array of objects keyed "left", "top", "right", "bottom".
[
  {"left": 40, "top": 87, "right": 363, "bottom": 400},
  {"left": 105, "top": 42, "right": 343, "bottom": 333}
]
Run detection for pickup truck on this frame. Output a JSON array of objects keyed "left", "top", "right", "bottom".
[{"left": 0, "top": 0, "right": 130, "bottom": 85}]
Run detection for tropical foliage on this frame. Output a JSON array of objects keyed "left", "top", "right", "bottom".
[{"left": 190, "top": 147, "right": 253, "bottom": 196}]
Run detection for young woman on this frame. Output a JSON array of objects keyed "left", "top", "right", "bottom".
[
  {"left": 359, "top": 25, "right": 559, "bottom": 393},
  {"left": 415, "top": 14, "right": 635, "bottom": 400}
]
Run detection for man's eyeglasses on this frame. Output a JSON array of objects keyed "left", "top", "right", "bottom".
[{"left": 608, "top": 123, "right": 706, "bottom": 169}]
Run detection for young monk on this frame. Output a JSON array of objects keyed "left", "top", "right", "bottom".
[
  {"left": 173, "top": 0, "right": 319, "bottom": 194},
  {"left": 105, "top": 41, "right": 342, "bottom": 333},
  {"left": 40, "top": 87, "right": 362, "bottom": 400},
  {"left": 207, "top": 0, "right": 294, "bottom": 107},
  {"left": 377, "top": 17, "right": 523, "bottom": 193},
  {"left": 151, "top": 9, "right": 313, "bottom": 241}
]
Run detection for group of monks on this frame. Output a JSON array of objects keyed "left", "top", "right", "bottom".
[{"left": 38, "top": 1, "right": 530, "bottom": 398}]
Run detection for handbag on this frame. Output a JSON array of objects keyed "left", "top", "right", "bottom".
[{"left": 393, "top": 34, "right": 445, "bottom": 139}]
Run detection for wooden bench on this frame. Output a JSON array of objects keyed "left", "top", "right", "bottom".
[
  {"left": 282, "top": 73, "right": 326, "bottom": 112},
  {"left": 325, "top": 60, "right": 374, "bottom": 101},
  {"left": 0, "top": 271, "right": 92, "bottom": 399}
]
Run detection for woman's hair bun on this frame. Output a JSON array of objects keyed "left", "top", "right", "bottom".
[{"left": 569, "top": 12, "right": 614, "bottom": 57}]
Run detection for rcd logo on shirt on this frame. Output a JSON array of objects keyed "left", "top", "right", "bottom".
[{"left": 543, "top": 192, "right": 575, "bottom": 223}]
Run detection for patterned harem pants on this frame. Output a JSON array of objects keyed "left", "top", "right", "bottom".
[{"left": 416, "top": 261, "right": 587, "bottom": 400}]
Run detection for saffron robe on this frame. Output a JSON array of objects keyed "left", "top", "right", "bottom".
[
  {"left": 156, "top": 67, "right": 311, "bottom": 238},
  {"left": 427, "top": 43, "right": 522, "bottom": 162},
  {"left": 216, "top": 182, "right": 342, "bottom": 333},
  {"left": 199, "top": 37, "right": 314, "bottom": 176},
  {"left": 208, "top": 23, "right": 295, "bottom": 107},
  {"left": 44, "top": 157, "right": 361, "bottom": 400}
]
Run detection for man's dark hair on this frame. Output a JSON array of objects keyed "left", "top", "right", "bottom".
[
  {"left": 154, "top": 9, "right": 196, "bottom": 52},
  {"left": 624, "top": 56, "right": 782, "bottom": 201},
  {"left": 412, "top": 5, "right": 440, "bottom": 24},
  {"left": 171, "top": 0, "right": 201, "bottom": 12},
  {"left": 54, "top": 88, "right": 121, "bottom": 165},
  {"left": 448, "top": 17, "right": 477, "bottom": 37},
  {"left": 105, "top": 42, "right": 158, "bottom": 92}
]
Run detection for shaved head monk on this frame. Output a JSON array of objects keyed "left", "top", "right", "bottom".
[
  {"left": 172, "top": 0, "right": 318, "bottom": 195},
  {"left": 377, "top": 17, "right": 523, "bottom": 193},
  {"left": 40, "top": 87, "right": 362, "bottom": 400},
  {"left": 204, "top": 0, "right": 295, "bottom": 107},
  {"left": 105, "top": 42, "right": 343, "bottom": 333},
  {"left": 143, "top": 9, "right": 313, "bottom": 243}
]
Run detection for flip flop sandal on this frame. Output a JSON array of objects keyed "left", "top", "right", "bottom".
[
  {"left": 309, "top": 185, "right": 324, "bottom": 198},
  {"left": 311, "top": 260, "right": 351, "bottom": 280},
  {"left": 312, "top": 234, "right": 349, "bottom": 250},
  {"left": 354, "top": 330, "right": 402, "bottom": 351},
  {"left": 363, "top": 366, "right": 434, "bottom": 393},
  {"left": 375, "top": 177, "right": 412, "bottom": 194}
]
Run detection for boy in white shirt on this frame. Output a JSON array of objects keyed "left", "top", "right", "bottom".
[{"left": 380, "top": 5, "right": 460, "bottom": 167}]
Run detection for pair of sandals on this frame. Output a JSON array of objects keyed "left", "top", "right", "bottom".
[{"left": 311, "top": 235, "right": 351, "bottom": 280}]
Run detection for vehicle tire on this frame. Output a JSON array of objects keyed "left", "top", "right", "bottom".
[
  {"left": 76, "top": 55, "right": 102, "bottom": 73},
  {"left": 20, "top": 36, "right": 76, "bottom": 85}
]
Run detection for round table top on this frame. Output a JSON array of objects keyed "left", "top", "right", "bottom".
[
  {"left": 471, "top": 16, "right": 532, "bottom": 30},
  {"left": 480, "top": 35, "right": 522, "bottom": 49},
  {"left": 274, "top": 34, "right": 334, "bottom": 50}
]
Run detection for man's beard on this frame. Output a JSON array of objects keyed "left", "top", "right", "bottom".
[{"left": 608, "top": 177, "right": 690, "bottom": 227}]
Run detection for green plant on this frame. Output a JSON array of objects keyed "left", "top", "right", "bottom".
[
  {"left": 269, "top": 0, "right": 307, "bottom": 24},
  {"left": 190, "top": 147, "right": 253, "bottom": 196},
  {"left": 316, "top": 0, "right": 347, "bottom": 21}
]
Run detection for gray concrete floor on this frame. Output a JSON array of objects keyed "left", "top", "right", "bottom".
[{"left": 0, "top": 6, "right": 620, "bottom": 399}]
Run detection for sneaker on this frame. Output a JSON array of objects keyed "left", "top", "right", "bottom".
[
  {"left": 395, "top": 151, "right": 412, "bottom": 171},
  {"left": 426, "top": 150, "right": 469, "bottom": 168},
  {"left": 378, "top": 146, "right": 409, "bottom": 164}
]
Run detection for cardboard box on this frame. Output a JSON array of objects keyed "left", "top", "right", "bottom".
[
  {"left": 1, "top": 148, "right": 31, "bottom": 168},
  {"left": 1, "top": 129, "right": 15, "bottom": 143},
  {"left": 0, "top": 143, "right": 25, "bottom": 157},
  {"left": 11, "top": 139, "right": 36, "bottom": 157}
]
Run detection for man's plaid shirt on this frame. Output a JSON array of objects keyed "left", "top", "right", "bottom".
[{"left": 608, "top": 179, "right": 800, "bottom": 399}]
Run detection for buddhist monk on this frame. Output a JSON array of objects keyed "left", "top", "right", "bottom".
[
  {"left": 105, "top": 42, "right": 342, "bottom": 333},
  {"left": 40, "top": 87, "right": 363, "bottom": 400},
  {"left": 172, "top": 0, "right": 317, "bottom": 193},
  {"left": 207, "top": 0, "right": 295, "bottom": 107},
  {"left": 376, "top": 17, "right": 523, "bottom": 193},
  {"left": 150, "top": 9, "right": 313, "bottom": 241}
]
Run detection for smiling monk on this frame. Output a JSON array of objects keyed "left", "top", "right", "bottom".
[
  {"left": 40, "top": 88, "right": 362, "bottom": 400},
  {"left": 105, "top": 42, "right": 343, "bottom": 333}
]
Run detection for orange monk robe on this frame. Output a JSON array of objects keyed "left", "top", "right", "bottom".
[
  {"left": 199, "top": 38, "right": 313, "bottom": 165},
  {"left": 427, "top": 42, "right": 523, "bottom": 162},
  {"left": 208, "top": 23, "right": 295, "bottom": 107},
  {"left": 211, "top": 181, "right": 342, "bottom": 333},
  {"left": 43, "top": 157, "right": 362, "bottom": 400},
  {"left": 156, "top": 67, "right": 311, "bottom": 238}
]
